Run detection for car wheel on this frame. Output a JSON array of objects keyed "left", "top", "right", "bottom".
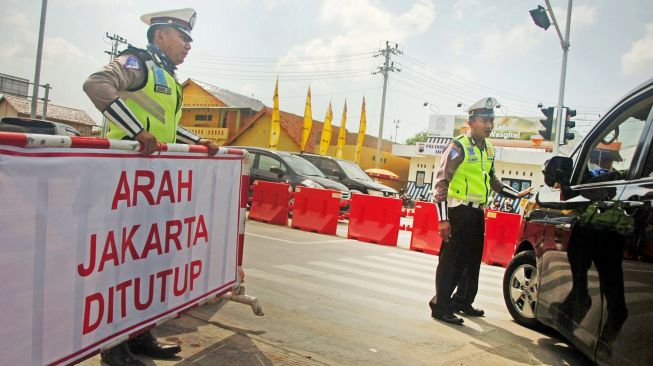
[{"left": 503, "top": 250, "right": 542, "bottom": 329}]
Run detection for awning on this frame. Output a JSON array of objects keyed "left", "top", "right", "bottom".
[{"left": 364, "top": 168, "right": 399, "bottom": 181}]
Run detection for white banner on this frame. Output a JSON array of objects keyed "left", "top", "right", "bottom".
[{"left": 0, "top": 146, "right": 244, "bottom": 365}]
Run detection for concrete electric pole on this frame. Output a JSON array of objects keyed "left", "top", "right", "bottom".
[
  {"left": 373, "top": 41, "right": 402, "bottom": 168},
  {"left": 100, "top": 33, "right": 129, "bottom": 137}
]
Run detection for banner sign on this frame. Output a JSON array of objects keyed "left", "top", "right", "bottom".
[
  {"left": 429, "top": 114, "right": 545, "bottom": 145},
  {"left": 0, "top": 145, "right": 244, "bottom": 365}
]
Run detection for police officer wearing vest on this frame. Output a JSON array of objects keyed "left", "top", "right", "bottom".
[
  {"left": 428, "top": 97, "right": 532, "bottom": 325},
  {"left": 84, "top": 8, "right": 216, "bottom": 366}
]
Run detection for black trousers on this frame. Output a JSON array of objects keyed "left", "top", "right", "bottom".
[{"left": 430, "top": 205, "right": 485, "bottom": 315}]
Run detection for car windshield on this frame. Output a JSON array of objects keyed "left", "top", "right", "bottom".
[
  {"left": 339, "top": 160, "right": 373, "bottom": 181},
  {"left": 283, "top": 155, "right": 325, "bottom": 177}
]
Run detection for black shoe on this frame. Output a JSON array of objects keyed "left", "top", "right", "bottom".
[
  {"left": 100, "top": 343, "right": 145, "bottom": 366},
  {"left": 433, "top": 312, "right": 464, "bottom": 325},
  {"left": 454, "top": 304, "right": 485, "bottom": 317},
  {"left": 128, "top": 330, "right": 181, "bottom": 359}
]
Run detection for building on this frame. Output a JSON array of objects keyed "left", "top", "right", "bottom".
[
  {"left": 224, "top": 107, "right": 409, "bottom": 189},
  {"left": 0, "top": 94, "right": 97, "bottom": 136},
  {"left": 0, "top": 73, "right": 29, "bottom": 97},
  {"left": 394, "top": 114, "right": 553, "bottom": 201},
  {"left": 180, "top": 79, "right": 265, "bottom": 145}
]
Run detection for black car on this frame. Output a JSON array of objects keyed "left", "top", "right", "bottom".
[
  {"left": 234, "top": 146, "right": 351, "bottom": 207},
  {"left": 503, "top": 78, "right": 653, "bottom": 365},
  {"left": 0, "top": 117, "right": 81, "bottom": 136},
  {"left": 296, "top": 153, "right": 397, "bottom": 197}
]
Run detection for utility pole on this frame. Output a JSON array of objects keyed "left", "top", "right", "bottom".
[
  {"left": 30, "top": 0, "right": 48, "bottom": 119},
  {"left": 373, "top": 41, "right": 401, "bottom": 168},
  {"left": 101, "top": 33, "right": 129, "bottom": 137},
  {"left": 41, "top": 83, "right": 51, "bottom": 120},
  {"left": 393, "top": 119, "right": 400, "bottom": 143}
]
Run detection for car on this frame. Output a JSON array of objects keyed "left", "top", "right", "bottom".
[
  {"left": 232, "top": 146, "right": 351, "bottom": 210},
  {"left": 502, "top": 78, "right": 653, "bottom": 365},
  {"left": 296, "top": 153, "right": 398, "bottom": 197},
  {"left": 0, "top": 117, "right": 81, "bottom": 136}
]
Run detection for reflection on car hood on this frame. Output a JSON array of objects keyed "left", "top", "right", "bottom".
[
  {"left": 355, "top": 178, "right": 397, "bottom": 193},
  {"left": 310, "top": 176, "right": 349, "bottom": 192}
]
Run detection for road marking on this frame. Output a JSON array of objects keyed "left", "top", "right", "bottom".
[{"left": 246, "top": 232, "right": 355, "bottom": 245}]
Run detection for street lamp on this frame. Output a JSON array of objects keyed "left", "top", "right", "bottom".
[{"left": 530, "top": 0, "right": 573, "bottom": 156}]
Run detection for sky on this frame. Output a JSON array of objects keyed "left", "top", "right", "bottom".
[{"left": 1, "top": 0, "right": 652, "bottom": 144}]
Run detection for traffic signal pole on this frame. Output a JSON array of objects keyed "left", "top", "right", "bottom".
[{"left": 545, "top": 0, "right": 573, "bottom": 156}]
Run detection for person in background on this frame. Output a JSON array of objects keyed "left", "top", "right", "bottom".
[
  {"left": 428, "top": 97, "right": 532, "bottom": 325},
  {"left": 84, "top": 8, "right": 217, "bottom": 366}
]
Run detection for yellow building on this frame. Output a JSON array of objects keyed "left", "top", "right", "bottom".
[
  {"left": 180, "top": 79, "right": 264, "bottom": 145},
  {"left": 224, "top": 108, "right": 409, "bottom": 190}
]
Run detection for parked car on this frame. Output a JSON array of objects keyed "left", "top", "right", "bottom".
[
  {"left": 503, "top": 78, "right": 653, "bottom": 365},
  {"left": 233, "top": 147, "right": 351, "bottom": 210},
  {"left": 296, "top": 153, "right": 398, "bottom": 197},
  {"left": 0, "top": 117, "right": 81, "bottom": 136}
]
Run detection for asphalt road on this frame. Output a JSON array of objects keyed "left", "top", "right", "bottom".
[{"left": 83, "top": 219, "right": 593, "bottom": 366}]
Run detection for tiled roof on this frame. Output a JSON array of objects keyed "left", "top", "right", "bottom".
[
  {"left": 225, "top": 107, "right": 392, "bottom": 152},
  {"left": 187, "top": 79, "right": 265, "bottom": 111},
  {"left": 0, "top": 94, "right": 96, "bottom": 126}
]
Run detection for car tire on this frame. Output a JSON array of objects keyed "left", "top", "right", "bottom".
[{"left": 503, "top": 250, "right": 542, "bottom": 329}]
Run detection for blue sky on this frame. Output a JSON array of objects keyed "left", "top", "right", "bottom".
[{"left": 1, "top": 0, "right": 652, "bottom": 143}]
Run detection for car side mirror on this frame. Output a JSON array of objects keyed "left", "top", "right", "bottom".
[
  {"left": 270, "top": 166, "right": 285, "bottom": 178},
  {"left": 543, "top": 156, "right": 573, "bottom": 187}
]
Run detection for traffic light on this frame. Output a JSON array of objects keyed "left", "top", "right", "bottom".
[
  {"left": 539, "top": 106, "right": 555, "bottom": 141},
  {"left": 563, "top": 107, "right": 576, "bottom": 144},
  {"left": 529, "top": 5, "right": 551, "bottom": 30}
]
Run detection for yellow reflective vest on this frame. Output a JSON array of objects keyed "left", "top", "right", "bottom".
[
  {"left": 447, "top": 135, "right": 495, "bottom": 204},
  {"left": 107, "top": 48, "right": 182, "bottom": 143}
]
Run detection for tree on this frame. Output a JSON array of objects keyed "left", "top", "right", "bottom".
[{"left": 404, "top": 131, "right": 428, "bottom": 145}]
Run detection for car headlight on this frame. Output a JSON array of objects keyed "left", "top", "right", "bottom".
[
  {"left": 300, "top": 179, "right": 323, "bottom": 189},
  {"left": 367, "top": 189, "right": 384, "bottom": 197}
]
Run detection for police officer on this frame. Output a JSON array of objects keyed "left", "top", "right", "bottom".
[
  {"left": 428, "top": 97, "right": 532, "bottom": 325},
  {"left": 83, "top": 8, "right": 216, "bottom": 366}
]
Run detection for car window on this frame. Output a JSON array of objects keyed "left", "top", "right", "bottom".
[
  {"left": 283, "top": 155, "right": 325, "bottom": 177},
  {"left": 339, "top": 160, "right": 373, "bottom": 181},
  {"left": 579, "top": 97, "right": 652, "bottom": 184},
  {"left": 319, "top": 159, "right": 341, "bottom": 176},
  {"left": 258, "top": 154, "right": 286, "bottom": 175}
]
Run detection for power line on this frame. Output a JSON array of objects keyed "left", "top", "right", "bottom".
[{"left": 372, "top": 41, "right": 402, "bottom": 168}]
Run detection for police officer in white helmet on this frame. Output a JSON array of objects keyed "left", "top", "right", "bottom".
[{"left": 428, "top": 97, "right": 532, "bottom": 325}]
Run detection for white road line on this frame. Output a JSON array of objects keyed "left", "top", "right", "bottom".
[{"left": 246, "top": 232, "right": 355, "bottom": 245}]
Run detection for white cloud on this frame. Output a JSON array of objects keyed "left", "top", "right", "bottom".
[
  {"left": 44, "top": 37, "right": 92, "bottom": 61},
  {"left": 622, "top": 22, "right": 653, "bottom": 76},
  {"left": 478, "top": 24, "right": 540, "bottom": 62},
  {"left": 451, "top": 67, "right": 474, "bottom": 81},
  {"left": 551, "top": 4, "right": 597, "bottom": 29},
  {"left": 450, "top": 35, "right": 467, "bottom": 56},
  {"left": 286, "top": 0, "right": 436, "bottom": 67}
]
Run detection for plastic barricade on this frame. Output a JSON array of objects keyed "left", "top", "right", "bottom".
[
  {"left": 248, "top": 180, "right": 291, "bottom": 226},
  {"left": 347, "top": 194, "right": 402, "bottom": 246},
  {"left": 409, "top": 201, "right": 442, "bottom": 255},
  {"left": 290, "top": 187, "right": 341, "bottom": 235},
  {"left": 483, "top": 210, "right": 523, "bottom": 267}
]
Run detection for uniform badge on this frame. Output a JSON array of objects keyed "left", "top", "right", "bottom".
[
  {"left": 450, "top": 150, "right": 459, "bottom": 160},
  {"left": 123, "top": 56, "right": 141, "bottom": 70},
  {"left": 153, "top": 66, "right": 172, "bottom": 94}
]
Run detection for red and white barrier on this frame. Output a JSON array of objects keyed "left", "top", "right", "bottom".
[
  {"left": 248, "top": 180, "right": 291, "bottom": 226},
  {"left": 0, "top": 133, "right": 247, "bottom": 365},
  {"left": 347, "top": 194, "right": 402, "bottom": 246},
  {"left": 290, "top": 187, "right": 341, "bottom": 235}
]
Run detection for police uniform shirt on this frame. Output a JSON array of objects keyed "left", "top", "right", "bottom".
[
  {"left": 432, "top": 132, "right": 520, "bottom": 220},
  {"left": 83, "top": 54, "right": 200, "bottom": 144}
]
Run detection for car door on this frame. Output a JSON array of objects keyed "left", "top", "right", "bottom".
[
  {"left": 596, "top": 102, "right": 653, "bottom": 365},
  {"left": 535, "top": 92, "right": 653, "bottom": 363}
]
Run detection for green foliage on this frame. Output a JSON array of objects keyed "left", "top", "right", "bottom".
[{"left": 405, "top": 131, "right": 428, "bottom": 145}]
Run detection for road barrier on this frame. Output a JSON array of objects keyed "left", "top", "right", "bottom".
[
  {"left": 0, "top": 132, "right": 258, "bottom": 365},
  {"left": 347, "top": 194, "right": 402, "bottom": 246},
  {"left": 290, "top": 187, "right": 341, "bottom": 235},
  {"left": 248, "top": 180, "right": 291, "bottom": 226},
  {"left": 409, "top": 201, "right": 442, "bottom": 255},
  {"left": 483, "top": 210, "right": 523, "bottom": 267}
]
